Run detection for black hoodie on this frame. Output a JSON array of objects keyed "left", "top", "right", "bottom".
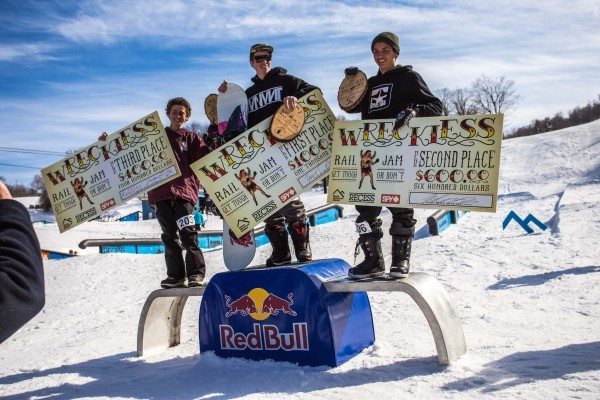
[
  {"left": 245, "top": 67, "right": 318, "bottom": 128},
  {"left": 350, "top": 65, "right": 442, "bottom": 119},
  {"left": 0, "top": 200, "right": 45, "bottom": 344}
]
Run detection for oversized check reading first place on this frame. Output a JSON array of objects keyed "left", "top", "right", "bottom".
[{"left": 191, "top": 90, "right": 336, "bottom": 237}]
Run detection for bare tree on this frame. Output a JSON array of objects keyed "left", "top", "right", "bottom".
[
  {"left": 450, "top": 88, "right": 479, "bottom": 115},
  {"left": 472, "top": 75, "right": 518, "bottom": 114},
  {"left": 4, "top": 183, "right": 35, "bottom": 197},
  {"left": 31, "top": 174, "right": 45, "bottom": 194},
  {"left": 39, "top": 187, "right": 52, "bottom": 211},
  {"left": 434, "top": 88, "right": 453, "bottom": 116},
  {"left": 186, "top": 121, "right": 208, "bottom": 134},
  {"left": 30, "top": 173, "right": 51, "bottom": 210}
]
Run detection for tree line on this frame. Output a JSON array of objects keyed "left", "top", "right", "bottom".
[
  {"left": 507, "top": 95, "right": 600, "bottom": 138},
  {"left": 0, "top": 175, "right": 42, "bottom": 198},
  {"left": 434, "top": 75, "right": 518, "bottom": 117}
]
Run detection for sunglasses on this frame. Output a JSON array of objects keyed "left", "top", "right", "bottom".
[{"left": 253, "top": 54, "right": 271, "bottom": 62}]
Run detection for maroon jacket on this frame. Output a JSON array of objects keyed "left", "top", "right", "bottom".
[{"left": 147, "top": 127, "right": 207, "bottom": 205}]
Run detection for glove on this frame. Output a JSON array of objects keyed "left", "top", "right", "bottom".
[
  {"left": 344, "top": 66, "right": 358, "bottom": 76},
  {"left": 393, "top": 108, "right": 416, "bottom": 130}
]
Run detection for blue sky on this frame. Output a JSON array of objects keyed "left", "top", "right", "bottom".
[{"left": 1, "top": 0, "right": 598, "bottom": 184}]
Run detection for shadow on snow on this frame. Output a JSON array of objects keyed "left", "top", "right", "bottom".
[
  {"left": 487, "top": 265, "right": 600, "bottom": 290},
  {"left": 0, "top": 351, "right": 445, "bottom": 399},
  {"left": 442, "top": 341, "right": 600, "bottom": 393}
]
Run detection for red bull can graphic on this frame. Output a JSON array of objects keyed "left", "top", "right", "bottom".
[{"left": 200, "top": 259, "right": 375, "bottom": 367}]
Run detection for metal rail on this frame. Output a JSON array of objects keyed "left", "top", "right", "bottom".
[
  {"left": 79, "top": 204, "right": 343, "bottom": 249},
  {"left": 324, "top": 273, "right": 466, "bottom": 364}
]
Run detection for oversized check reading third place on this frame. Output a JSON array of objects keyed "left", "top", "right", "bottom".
[
  {"left": 191, "top": 90, "right": 336, "bottom": 237},
  {"left": 42, "top": 111, "right": 181, "bottom": 232}
]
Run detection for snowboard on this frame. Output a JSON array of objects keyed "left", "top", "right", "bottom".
[
  {"left": 217, "top": 82, "right": 255, "bottom": 271},
  {"left": 223, "top": 220, "right": 256, "bottom": 271},
  {"left": 217, "top": 83, "right": 249, "bottom": 139}
]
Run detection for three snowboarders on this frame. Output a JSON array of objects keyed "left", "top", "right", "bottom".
[{"left": 98, "top": 33, "right": 440, "bottom": 288}]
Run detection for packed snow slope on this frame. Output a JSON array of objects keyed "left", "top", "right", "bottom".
[{"left": 1, "top": 120, "right": 599, "bottom": 399}]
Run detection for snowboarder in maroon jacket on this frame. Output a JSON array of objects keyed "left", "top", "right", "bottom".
[{"left": 99, "top": 97, "right": 209, "bottom": 288}]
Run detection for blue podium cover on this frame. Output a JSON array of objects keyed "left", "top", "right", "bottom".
[{"left": 200, "top": 258, "right": 374, "bottom": 367}]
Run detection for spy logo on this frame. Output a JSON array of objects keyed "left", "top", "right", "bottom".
[
  {"left": 369, "top": 84, "right": 393, "bottom": 111},
  {"left": 381, "top": 194, "right": 400, "bottom": 204}
]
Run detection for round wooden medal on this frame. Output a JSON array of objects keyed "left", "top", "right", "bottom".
[
  {"left": 204, "top": 93, "right": 218, "bottom": 125},
  {"left": 337, "top": 69, "right": 367, "bottom": 112},
  {"left": 270, "top": 104, "right": 305, "bottom": 142}
]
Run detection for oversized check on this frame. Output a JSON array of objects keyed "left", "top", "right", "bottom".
[
  {"left": 327, "top": 114, "right": 503, "bottom": 212},
  {"left": 42, "top": 111, "right": 181, "bottom": 232},
  {"left": 191, "top": 90, "right": 336, "bottom": 237}
]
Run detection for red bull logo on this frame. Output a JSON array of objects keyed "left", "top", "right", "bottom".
[
  {"left": 224, "top": 294, "right": 257, "bottom": 317},
  {"left": 220, "top": 288, "right": 308, "bottom": 351},
  {"left": 220, "top": 323, "right": 308, "bottom": 351},
  {"left": 224, "top": 288, "right": 296, "bottom": 320}
]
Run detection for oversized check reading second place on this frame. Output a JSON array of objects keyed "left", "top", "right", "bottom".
[{"left": 327, "top": 113, "right": 504, "bottom": 212}]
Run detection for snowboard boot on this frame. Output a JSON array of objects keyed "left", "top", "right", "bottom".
[
  {"left": 348, "top": 218, "right": 385, "bottom": 279},
  {"left": 389, "top": 222, "right": 413, "bottom": 278},
  {"left": 160, "top": 276, "right": 187, "bottom": 289},
  {"left": 288, "top": 219, "right": 312, "bottom": 262},
  {"left": 265, "top": 223, "right": 292, "bottom": 267},
  {"left": 187, "top": 274, "right": 205, "bottom": 287}
]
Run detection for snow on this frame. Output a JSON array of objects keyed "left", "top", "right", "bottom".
[{"left": 1, "top": 121, "right": 599, "bottom": 399}]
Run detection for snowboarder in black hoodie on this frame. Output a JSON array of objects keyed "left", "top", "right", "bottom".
[
  {"left": 345, "top": 32, "right": 443, "bottom": 279},
  {"left": 219, "top": 43, "right": 318, "bottom": 267}
]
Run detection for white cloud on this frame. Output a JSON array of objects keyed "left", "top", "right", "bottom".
[
  {"left": 0, "top": 43, "right": 61, "bottom": 62},
  {"left": 1, "top": 0, "right": 598, "bottom": 183}
]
